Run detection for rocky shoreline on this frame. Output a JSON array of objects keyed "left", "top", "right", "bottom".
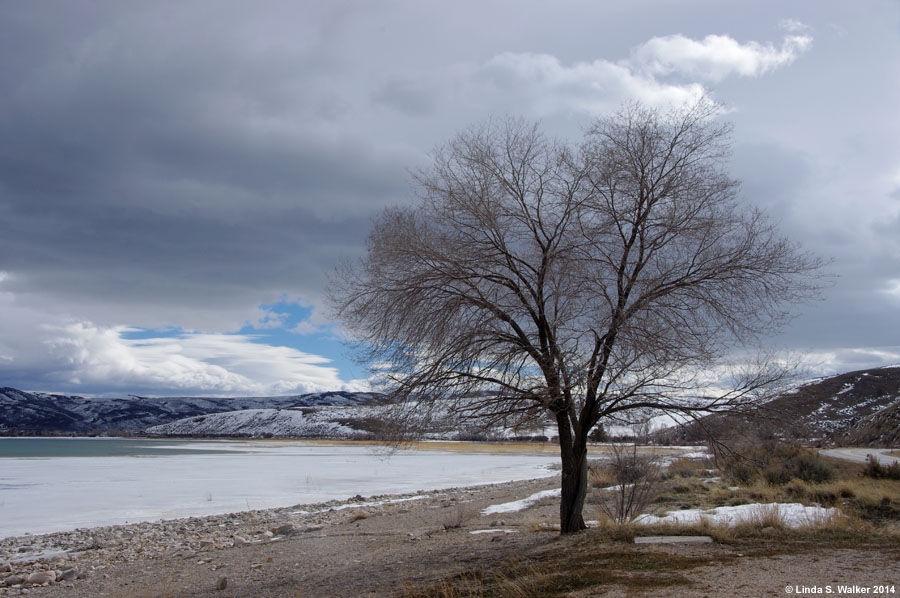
[{"left": 0, "top": 477, "right": 553, "bottom": 595}]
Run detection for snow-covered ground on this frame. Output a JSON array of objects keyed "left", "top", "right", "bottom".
[
  {"left": 0, "top": 440, "right": 557, "bottom": 538},
  {"left": 634, "top": 503, "right": 841, "bottom": 528}
]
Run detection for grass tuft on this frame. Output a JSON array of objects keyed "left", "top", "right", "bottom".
[{"left": 441, "top": 504, "right": 475, "bottom": 530}]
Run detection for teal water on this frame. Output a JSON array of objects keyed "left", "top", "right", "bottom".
[{"left": 0, "top": 437, "right": 239, "bottom": 458}]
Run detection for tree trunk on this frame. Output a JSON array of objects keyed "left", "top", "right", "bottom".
[{"left": 557, "top": 413, "right": 588, "bottom": 534}]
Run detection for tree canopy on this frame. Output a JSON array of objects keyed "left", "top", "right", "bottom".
[{"left": 330, "top": 100, "right": 823, "bottom": 532}]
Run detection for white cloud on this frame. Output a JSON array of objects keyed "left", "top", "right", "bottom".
[
  {"left": 434, "top": 31, "right": 813, "bottom": 119},
  {"left": 779, "top": 19, "right": 811, "bottom": 34},
  {"left": 467, "top": 52, "right": 705, "bottom": 113},
  {"left": 632, "top": 33, "right": 812, "bottom": 82},
  {"left": 35, "top": 322, "right": 366, "bottom": 396}
]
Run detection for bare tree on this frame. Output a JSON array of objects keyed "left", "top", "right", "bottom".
[{"left": 330, "top": 100, "right": 823, "bottom": 534}]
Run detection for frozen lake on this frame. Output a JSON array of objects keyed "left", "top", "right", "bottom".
[{"left": 0, "top": 438, "right": 558, "bottom": 538}]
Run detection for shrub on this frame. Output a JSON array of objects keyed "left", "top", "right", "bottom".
[
  {"left": 863, "top": 455, "right": 900, "bottom": 480},
  {"left": 793, "top": 454, "right": 835, "bottom": 483},
  {"left": 441, "top": 504, "right": 475, "bottom": 530},
  {"left": 722, "top": 458, "right": 757, "bottom": 485},
  {"left": 596, "top": 442, "right": 661, "bottom": 523},
  {"left": 763, "top": 464, "right": 793, "bottom": 486},
  {"left": 719, "top": 442, "right": 833, "bottom": 486}
]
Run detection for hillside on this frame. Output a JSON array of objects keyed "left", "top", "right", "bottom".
[
  {"left": 0, "top": 388, "right": 382, "bottom": 435},
  {"left": 663, "top": 366, "right": 900, "bottom": 447},
  {"left": 835, "top": 400, "right": 900, "bottom": 447},
  {"left": 765, "top": 365, "right": 900, "bottom": 440},
  {"left": 144, "top": 408, "right": 360, "bottom": 438}
]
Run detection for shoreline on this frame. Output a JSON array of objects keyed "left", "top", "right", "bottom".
[{"left": 0, "top": 475, "right": 562, "bottom": 595}]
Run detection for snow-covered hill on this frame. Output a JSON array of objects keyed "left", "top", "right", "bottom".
[
  {"left": 145, "top": 408, "right": 359, "bottom": 438},
  {"left": 660, "top": 366, "right": 900, "bottom": 447},
  {"left": 0, "top": 388, "right": 382, "bottom": 434}
]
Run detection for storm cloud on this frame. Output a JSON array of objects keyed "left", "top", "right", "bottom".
[{"left": 1, "top": 1, "right": 898, "bottom": 394}]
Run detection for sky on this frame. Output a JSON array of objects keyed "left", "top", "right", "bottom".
[{"left": 1, "top": 1, "right": 898, "bottom": 397}]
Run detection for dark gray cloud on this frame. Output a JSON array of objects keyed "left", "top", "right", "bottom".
[
  {"left": 1, "top": 0, "right": 899, "bottom": 394},
  {"left": 0, "top": 1, "right": 411, "bottom": 331}
]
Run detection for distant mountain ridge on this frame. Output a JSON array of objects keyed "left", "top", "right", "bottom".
[
  {"left": 4, "top": 366, "right": 900, "bottom": 445},
  {"left": 0, "top": 388, "right": 383, "bottom": 435}
]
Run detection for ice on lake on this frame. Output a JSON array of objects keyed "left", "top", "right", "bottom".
[{"left": 0, "top": 439, "right": 557, "bottom": 538}]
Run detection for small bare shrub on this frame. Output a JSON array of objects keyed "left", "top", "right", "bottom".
[
  {"left": 441, "top": 504, "right": 475, "bottom": 530},
  {"left": 597, "top": 442, "right": 661, "bottom": 523}
]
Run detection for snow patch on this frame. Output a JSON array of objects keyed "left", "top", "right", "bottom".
[
  {"left": 481, "top": 488, "right": 560, "bottom": 515},
  {"left": 635, "top": 502, "right": 840, "bottom": 528}
]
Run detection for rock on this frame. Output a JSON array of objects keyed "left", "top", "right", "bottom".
[
  {"left": 0, "top": 563, "right": 10, "bottom": 573},
  {"left": 59, "top": 569, "right": 76, "bottom": 582},
  {"left": 490, "top": 520, "right": 505, "bottom": 527},
  {"left": 273, "top": 524, "right": 294, "bottom": 536},
  {"left": 215, "top": 576, "right": 227, "bottom": 591},
  {"left": 25, "top": 571, "right": 56, "bottom": 585},
  {"left": 3, "top": 575, "right": 24, "bottom": 587},
  {"left": 232, "top": 535, "right": 250, "bottom": 546}
]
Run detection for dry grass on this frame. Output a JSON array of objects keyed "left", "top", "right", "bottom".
[
  {"left": 587, "top": 465, "right": 613, "bottom": 488},
  {"left": 400, "top": 535, "right": 716, "bottom": 598},
  {"left": 665, "top": 457, "right": 712, "bottom": 479},
  {"left": 522, "top": 516, "right": 558, "bottom": 532},
  {"left": 702, "top": 475, "right": 900, "bottom": 524},
  {"left": 403, "top": 447, "right": 900, "bottom": 598}
]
